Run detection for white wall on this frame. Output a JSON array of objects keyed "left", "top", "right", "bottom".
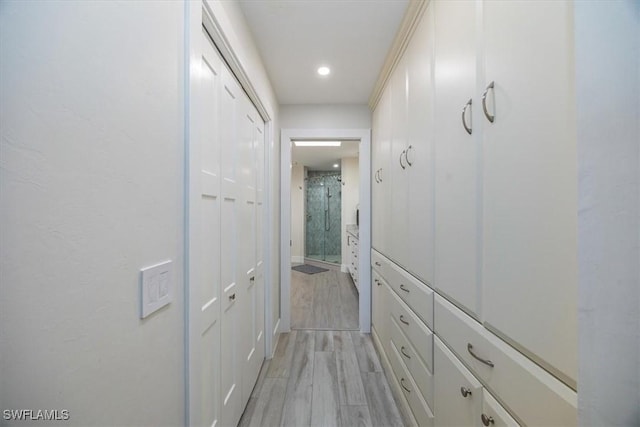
[
  {"left": 341, "top": 157, "right": 360, "bottom": 270},
  {"left": 280, "top": 104, "right": 372, "bottom": 129},
  {"left": 291, "top": 164, "right": 305, "bottom": 263},
  {"left": 207, "top": 0, "right": 281, "bottom": 346},
  {"left": 575, "top": 1, "right": 640, "bottom": 425},
  {"left": 0, "top": 2, "right": 185, "bottom": 425}
]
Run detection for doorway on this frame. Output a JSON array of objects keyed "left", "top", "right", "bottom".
[
  {"left": 280, "top": 129, "right": 371, "bottom": 334},
  {"left": 305, "top": 171, "right": 342, "bottom": 264}
]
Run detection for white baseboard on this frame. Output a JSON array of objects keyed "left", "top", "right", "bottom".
[
  {"left": 341, "top": 264, "right": 348, "bottom": 273},
  {"left": 291, "top": 256, "right": 304, "bottom": 264}
]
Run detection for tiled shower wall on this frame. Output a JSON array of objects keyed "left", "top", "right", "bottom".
[{"left": 306, "top": 171, "right": 342, "bottom": 262}]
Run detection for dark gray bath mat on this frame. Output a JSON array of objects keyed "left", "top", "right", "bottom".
[{"left": 292, "top": 264, "right": 329, "bottom": 275}]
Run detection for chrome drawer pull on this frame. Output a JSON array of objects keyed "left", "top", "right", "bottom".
[
  {"left": 462, "top": 98, "right": 472, "bottom": 135},
  {"left": 229, "top": 293, "right": 236, "bottom": 301},
  {"left": 481, "top": 414, "right": 495, "bottom": 426},
  {"left": 400, "top": 150, "right": 406, "bottom": 169},
  {"left": 460, "top": 387, "right": 472, "bottom": 398},
  {"left": 374, "top": 279, "right": 381, "bottom": 286},
  {"left": 400, "top": 378, "right": 411, "bottom": 393},
  {"left": 374, "top": 261, "right": 382, "bottom": 267},
  {"left": 399, "top": 284, "right": 409, "bottom": 293},
  {"left": 482, "top": 81, "right": 495, "bottom": 123},
  {"left": 399, "top": 315, "right": 409, "bottom": 325},
  {"left": 467, "top": 343, "right": 494, "bottom": 367},
  {"left": 400, "top": 346, "right": 411, "bottom": 359}
]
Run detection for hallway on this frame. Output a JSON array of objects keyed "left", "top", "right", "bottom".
[{"left": 238, "top": 330, "right": 406, "bottom": 427}]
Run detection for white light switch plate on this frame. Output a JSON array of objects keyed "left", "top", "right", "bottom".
[{"left": 140, "top": 260, "right": 172, "bottom": 318}]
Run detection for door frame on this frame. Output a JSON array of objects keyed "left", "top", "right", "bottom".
[{"left": 280, "top": 128, "right": 372, "bottom": 333}]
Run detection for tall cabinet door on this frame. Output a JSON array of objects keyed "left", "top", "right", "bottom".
[
  {"left": 434, "top": 0, "right": 480, "bottom": 318},
  {"left": 389, "top": 55, "right": 410, "bottom": 267},
  {"left": 373, "top": 88, "right": 392, "bottom": 257},
  {"left": 219, "top": 66, "right": 242, "bottom": 427},
  {"left": 481, "top": 0, "right": 577, "bottom": 387},
  {"left": 406, "top": 4, "right": 435, "bottom": 286}
]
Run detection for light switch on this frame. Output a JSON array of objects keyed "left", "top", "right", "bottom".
[{"left": 140, "top": 260, "right": 172, "bottom": 318}]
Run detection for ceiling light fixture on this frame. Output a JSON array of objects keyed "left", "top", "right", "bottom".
[
  {"left": 317, "top": 66, "right": 331, "bottom": 76},
  {"left": 294, "top": 141, "right": 341, "bottom": 147},
  {"left": 333, "top": 164, "right": 339, "bottom": 168}
]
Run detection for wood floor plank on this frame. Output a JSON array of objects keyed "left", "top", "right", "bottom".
[
  {"left": 267, "top": 331, "right": 297, "bottom": 378},
  {"left": 333, "top": 330, "right": 355, "bottom": 352},
  {"left": 340, "top": 405, "right": 374, "bottom": 427},
  {"left": 311, "top": 351, "right": 341, "bottom": 427},
  {"left": 251, "top": 359, "right": 271, "bottom": 399},
  {"left": 362, "top": 372, "right": 405, "bottom": 427},
  {"left": 338, "top": 273, "right": 359, "bottom": 329},
  {"left": 351, "top": 332, "right": 383, "bottom": 373},
  {"left": 248, "top": 378, "right": 288, "bottom": 427},
  {"left": 336, "top": 347, "right": 368, "bottom": 405},
  {"left": 281, "top": 331, "right": 315, "bottom": 427},
  {"left": 315, "top": 330, "right": 334, "bottom": 351}
]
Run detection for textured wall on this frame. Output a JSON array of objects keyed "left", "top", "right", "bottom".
[
  {"left": 575, "top": 1, "right": 640, "bottom": 425},
  {"left": 0, "top": 1, "right": 185, "bottom": 424}
]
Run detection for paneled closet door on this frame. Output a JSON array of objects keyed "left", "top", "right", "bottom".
[
  {"left": 254, "top": 120, "right": 265, "bottom": 373},
  {"left": 433, "top": 0, "right": 480, "bottom": 319},
  {"left": 219, "top": 65, "right": 243, "bottom": 427},
  {"left": 406, "top": 3, "right": 435, "bottom": 286},
  {"left": 481, "top": 0, "right": 577, "bottom": 387},
  {"left": 197, "top": 31, "right": 222, "bottom": 427},
  {"left": 372, "top": 100, "right": 383, "bottom": 253},
  {"left": 389, "top": 55, "right": 410, "bottom": 268},
  {"left": 238, "top": 97, "right": 258, "bottom": 408}
]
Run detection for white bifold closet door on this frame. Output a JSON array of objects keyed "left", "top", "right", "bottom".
[{"left": 195, "top": 26, "right": 266, "bottom": 427}]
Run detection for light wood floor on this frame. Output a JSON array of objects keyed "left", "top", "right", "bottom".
[
  {"left": 238, "top": 330, "right": 407, "bottom": 427},
  {"left": 291, "top": 268, "right": 359, "bottom": 330}
]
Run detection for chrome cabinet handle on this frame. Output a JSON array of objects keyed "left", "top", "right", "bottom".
[
  {"left": 399, "top": 284, "right": 410, "bottom": 293},
  {"left": 399, "top": 315, "right": 409, "bottom": 325},
  {"left": 482, "top": 81, "right": 495, "bottom": 123},
  {"left": 250, "top": 276, "right": 255, "bottom": 282},
  {"left": 375, "top": 279, "right": 381, "bottom": 286},
  {"left": 378, "top": 168, "right": 382, "bottom": 182},
  {"left": 460, "top": 387, "right": 472, "bottom": 398},
  {"left": 462, "top": 98, "right": 472, "bottom": 135},
  {"left": 467, "top": 343, "right": 494, "bottom": 367},
  {"left": 375, "top": 261, "right": 381, "bottom": 267},
  {"left": 400, "top": 378, "right": 411, "bottom": 393},
  {"left": 405, "top": 145, "right": 413, "bottom": 166},
  {"left": 401, "top": 346, "right": 411, "bottom": 359},
  {"left": 481, "top": 414, "right": 495, "bottom": 426},
  {"left": 229, "top": 293, "right": 236, "bottom": 301},
  {"left": 400, "top": 150, "right": 406, "bottom": 169}
]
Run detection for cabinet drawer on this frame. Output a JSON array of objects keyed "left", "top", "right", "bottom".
[
  {"left": 389, "top": 290, "right": 433, "bottom": 372},
  {"left": 482, "top": 390, "right": 520, "bottom": 427},
  {"left": 372, "top": 250, "right": 434, "bottom": 330},
  {"left": 388, "top": 339, "right": 435, "bottom": 427},
  {"left": 434, "top": 336, "right": 482, "bottom": 427},
  {"left": 388, "top": 262, "right": 433, "bottom": 330},
  {"left": 434, "top": 295, "right": 577, "bottom": 426},
  {"left": 391, "top": 316, "right": 434, "bottom": 407}
]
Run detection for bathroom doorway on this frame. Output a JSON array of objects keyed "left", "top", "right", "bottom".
[{"left": 305, "top": 171, "right": 342, "bottom": 264}]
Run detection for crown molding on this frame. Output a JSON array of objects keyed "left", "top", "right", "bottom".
[{"left": 368, "top": 0, "right": 429, "bottom": 111}]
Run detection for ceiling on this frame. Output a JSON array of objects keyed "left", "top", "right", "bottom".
[
  {"left": 238, "top": 0, "right": 410, "bottom": 105},
  {"left": 292, "top": 141, "right": 360, "bottom": 171}
]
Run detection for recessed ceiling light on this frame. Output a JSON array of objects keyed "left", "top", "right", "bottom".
[
  {"left": 317, "top": 66, "right": 331, "bottom": 76},
  {"left": 294, "top": 141, "right": 341, "bottom": 147},
  {"left": 333, "top": 164, "right": 339, "bottom": 168}
]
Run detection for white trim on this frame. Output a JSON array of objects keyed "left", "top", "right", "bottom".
[
  {"left": 291, "top": 256, "right": 305, "bottom": 264},
  {"left": 368, "top": 0, "right": 429, "bottom": 110},
  {"left": 341, "top": 264, "right": 349, "bottom": 273},
  {"left": 280, "top": 128, "right": 372, "bottom": 333}
]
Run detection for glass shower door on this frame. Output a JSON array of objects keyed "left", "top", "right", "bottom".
[{"left": 305, "top": 172, "right": 341, "bottom": 263}]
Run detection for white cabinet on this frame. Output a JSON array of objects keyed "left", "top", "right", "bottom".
[
  {"left": 347, "top": 229, "right": 359, "bottom": 290},
  {"left": 481, "top": 0, "right": 577, "bottom": 387},
  {"left": 433, "top": 0, "right": 480, "bottom": 319},
  {"left": 372, "top": 4, "right": 435, "bottom": 287},
  {"left": 371, "top": 1, "right": 578, "bottom": 425}
]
